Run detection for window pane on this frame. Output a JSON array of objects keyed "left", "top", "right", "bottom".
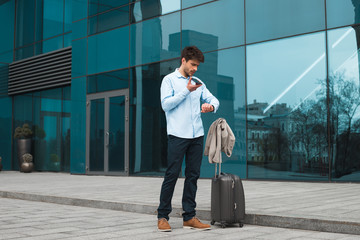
[
  {"left": 0, "top": 0, "right": 15, "bottom": 63},
  {"left": 246, "top": 0, "right": 325, "bottom": 43},
  {"left": 64, "top": 0, "right": 72, "bottom": 32},
  {"left": 36, "top": 35, "right": 63, "bottom": 55},
  {"left": 88, "top": 27, "right": 129, "bottom": 74},
  {"left": 72, "top": 39, "right": 87, "bottom": 77},
  {"left": 327, "top": 0, "right": 360, "bottom": 29},
  {"left": 43, "top": 0, "right": 64, "bottom": 39},
  {"left": 131, "top": 0, "right": 180, "bottom": 22},
  {"left": 193, "top": 47, "right": 246, "bottom": 178},
  {"left": 88, "top": 6, "right": 129, "bottom": 35},
  {"left": 15, "top": 0, "right": 35, "bottom": 48},
  {"left": 15, "top": 45, "right": 34, "bottom": 61},
  {"left": 73, "top": 19, "right": 87, "bottom": 40},
  {"left": 328, "top": 26, "right": 360, "bottom": 182},
  {"left": 130, "top": 13, "right": 180, "bottom": 66},
  {"left": 182, "top": 0, "right": 244, "bottom": 52},
  {"left": 89, "top": 0, "right": 129, "bottom": 16},
  {"left": 182, "top": 0, "right": 213, "bottom": 9},
  {"left": 129, "top": 59, "right": 178, "bottom": 175},
  {"left": 247, "top": 32, "right": 328, "bottom": 180},
  {"left": 87, "top": 69, "right": 129, "bottom": 94}
]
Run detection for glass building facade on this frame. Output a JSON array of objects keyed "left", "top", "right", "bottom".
[{"left": 0, "top": 0, "right": 359, "bottom": 182}]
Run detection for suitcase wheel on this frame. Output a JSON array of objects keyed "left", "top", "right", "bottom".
[
  {"left": 239, "top": 223, "right": 244, "bottom": 228},
  {"left": 221, "top": 223, "right": 226, "bottom": 228},
  {"left": 210, "top": 220, "right": 215, "bottom": 225}
]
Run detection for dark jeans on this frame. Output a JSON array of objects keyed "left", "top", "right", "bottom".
[{"left": 157, "top": 135, "right": 204, "bottom": 221}]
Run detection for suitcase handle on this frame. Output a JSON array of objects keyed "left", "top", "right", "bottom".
[{"left": 215, "top": 162, "right": 222, "bottom": 177}]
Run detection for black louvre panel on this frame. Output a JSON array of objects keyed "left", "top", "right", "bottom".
[{"left": 8, "top": 47, "right": 71, "bottom": 95}]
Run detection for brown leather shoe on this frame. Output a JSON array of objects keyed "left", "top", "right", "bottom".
[
  {"left": 158, "top": 218, "right": 171, "bottom": 232},
  {"left": 183, "top": 217, "right": 211, "bottom": 230}
]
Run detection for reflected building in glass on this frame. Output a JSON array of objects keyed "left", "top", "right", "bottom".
[{"left": 0, "top": 0, "right": 359, "bottom": 182}]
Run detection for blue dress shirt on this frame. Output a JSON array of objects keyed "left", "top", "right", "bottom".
[{"left": 160, "top": 69, "right": 220, "bottom": 139}]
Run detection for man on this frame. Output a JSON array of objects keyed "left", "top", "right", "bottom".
[{"left": 157, "top": 46, "right": 220, "bottom": 231}]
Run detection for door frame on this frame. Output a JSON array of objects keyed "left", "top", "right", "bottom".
[{"left": 86, "top": 89, "right": 129, "bottom": 176}]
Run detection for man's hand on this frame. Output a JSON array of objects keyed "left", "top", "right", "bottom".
[
  {"left": 201, "top": 103, "right": 214, "bottom": 113},
  {"left": 187, "top": 77, "right": 202, "bottom": 92}
]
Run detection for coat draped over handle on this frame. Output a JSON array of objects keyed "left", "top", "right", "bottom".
[{"left": 204, "top": 118, "right": 236, "bottom": 164}]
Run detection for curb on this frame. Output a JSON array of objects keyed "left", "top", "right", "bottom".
[{"left": 1, "top": 191, "right": 359, "bottom": 235}]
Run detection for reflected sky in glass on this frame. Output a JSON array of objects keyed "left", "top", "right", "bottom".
[{"left": 247, "top": 32, "right": 326, "bottom": 111}]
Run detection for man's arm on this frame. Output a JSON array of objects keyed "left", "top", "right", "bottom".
[
  {"left": 160, "top": 77, "right": 189, "bottom": 112},
  {"left": 201, "top": 87, "right": 220, "bottom": 113}
]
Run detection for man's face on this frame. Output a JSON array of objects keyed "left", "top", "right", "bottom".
[{"left": 182, "top": 58, "right": 200, "bottom": 77}]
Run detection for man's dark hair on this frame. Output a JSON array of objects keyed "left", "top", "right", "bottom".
[{"left": 181, "top": 46, "right": 204, "bottom": 63}]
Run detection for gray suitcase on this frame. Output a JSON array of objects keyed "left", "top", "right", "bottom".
[{"left": 210, "top": 164, "right": 245, "bottom": 228}]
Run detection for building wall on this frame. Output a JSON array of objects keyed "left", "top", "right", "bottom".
[{"left": 0, "top": 0, "right": 359, "bottom": 182}]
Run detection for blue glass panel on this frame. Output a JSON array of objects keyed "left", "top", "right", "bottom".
[
  {"left": 13, "top": 94, "right": 33, "bottom": 170},
  {"left": 35, "top": 0, "right": 44, "bottom": 42},
  {"left": 182, "top": 0, "right": 244, "bottom": 52},
  {"left": 88, "top": 26, "right": 129, "bottom": 74},
  {"left": 62, "top": 87, "right": 71, "bottom": 172},
  {"left": 71, "top": 77, "right": 86, "bottom": 173},
  {"left": 0, "top": 64, "right": 8, "bottom": 95},
  {"left": 131, "top": 0, "right": 180, "bottom": 22},
  {"left": 89, "top": 0, "right": 129, "bottom": 16},
  {"left": 64, "top": 0, "right": 72, "bottom": 32},
  {"left": 72, "top": 39, "right": 87, "bottom": 78},
  {"left": 0, "top": 96, "right": 13, "bottom": 170},
  {"left": 43, "top": 0, "right": 64, "bottom": 39},
  {"left": 246, "top": 0, "right": 325, "bottom": 43},
  {"left": 15, "top": 45, "right": 34, "bottom": 61},
  {"left": 181, "top": 47, "right": 246, "bottom": 178},
  {"left": 130, "top": 59, "right": 178, "bottom": 175},
  {"left": 130, "top": 13, "right": 180, "bottom": 66},
  {"left": 36, "top": 36, "right": 63, "bottom": 55},
  {"left": 88, "top": 6, "right": 129, "bottom": 35},
  {"left": 73, "top": 0, "right": 88, "bottom": 21},
  {"left": 182, "top": 0, "right": 213, "bottom": 9},
  {"left": 0, "top": 0, "right": 15, "bottom": 63},
  {"left": 73, "top": 19, "right": 87, "bottom": 40},
  {"left": 15, "top": 0, "right": 35, "bottom": 48},
  {"left": 87, "top": 69, "right": 129, "bottom": 93},
  {"left": 328, "top": 26, "right": 360, "bottom": 182},
  {"left": 64, "top": 33, "right": 72, "bottom": 47},
  {"left": 327, "top": 0, "right": 360, "bottom": 29},
  {"left": 247, "top": 32, "right": 327, "bottom": 180}
]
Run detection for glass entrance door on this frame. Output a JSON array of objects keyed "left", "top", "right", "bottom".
[{"left": 86, "top": 89, "right": 129, "bottom": 175}]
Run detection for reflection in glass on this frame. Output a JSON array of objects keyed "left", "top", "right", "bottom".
[
  {"left": 182, "top": 0, "right": 213, "bottom": 9},
  {"left": 327, "top": 0, "right": 360, "bottom": 29},
  {"left": 89, "top": 0, "right": 129, "bottom": 16},
  {"left": 43, "top": 0, "right": 64, "bottom": 39},
  {"left": 15, "top": 0, "right": 35, "bottom": 48},
  {"left": 328, "top": 26, "right": 360, "bottom": 181},
  {"left": 247, "top": 32, "right": 328, "bottom": 180},
  {"left": 131, "top": 0, "right": 180, "bottom": 22},
  {"left": 87, "top": 69, "right": 129, "bottom": 94},
  {"left": 130, "top": 12, "right": 180, "bottom": 66},
  {"left": 194, "top": 47, "right": 246, "bottom": 178},
  {"left": 109, "top": 96, "right": 125, "bottom": 171},
  {"left": 182, "top": 0, "right": 244, "bottom": 52},
  {"left": 13, "top": 87, "right": 71, "bottom": 172},
  {"left": 246, "top": 0, "right": 325, "bottom": 44},
  {"left": 130, "top": 59, "right": 178, "bottom": 175},
  {"left": 88, "top": 6, "right": 129, "bottom": 35},
  {"left": 88, "top": 26, "right": 129, "bottom": 74},
  {"left": 89, "top": 99, "right": 105, "bottom": 171}
]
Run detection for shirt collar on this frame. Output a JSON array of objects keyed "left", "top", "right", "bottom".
[{"left": 175, "top": 68, "right": 188, "bottom": 79}]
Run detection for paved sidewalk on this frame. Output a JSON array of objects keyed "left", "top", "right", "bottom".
[
  {"left": 0, "top": 171, "right": 359, "bottom": 235},
  {"left": 1, "top": 198, "right": 360, "bottom": 240}
]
